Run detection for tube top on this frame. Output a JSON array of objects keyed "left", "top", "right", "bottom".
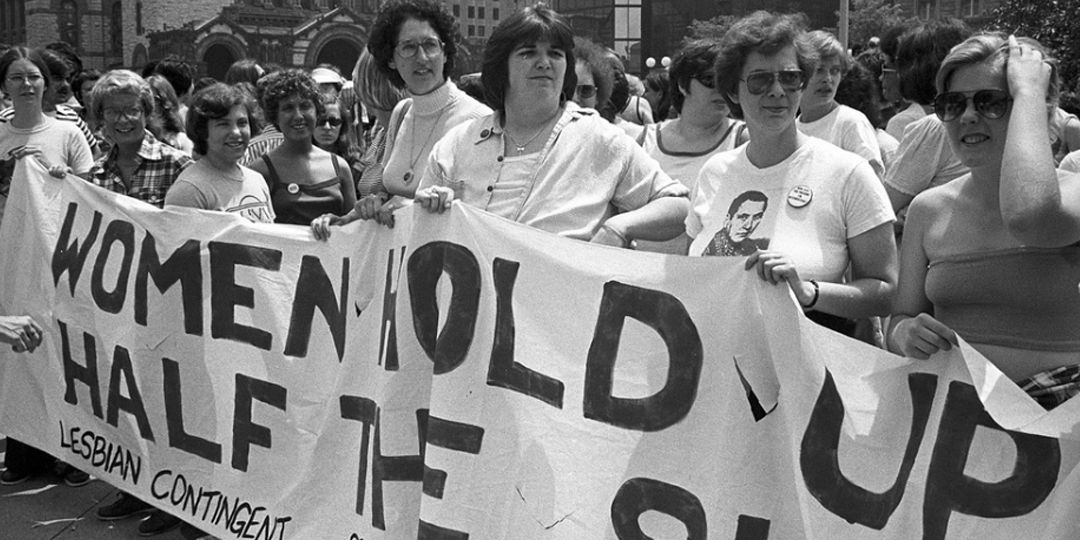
[{"left": 925, "top": 246, "right": 1080, "bottom": 351}]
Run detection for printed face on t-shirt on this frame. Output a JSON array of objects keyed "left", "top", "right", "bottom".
[{"left": 727, "top": 199, "right": 766, "bottom": 242}]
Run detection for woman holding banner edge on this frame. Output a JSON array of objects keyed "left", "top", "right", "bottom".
[
  {"left": 683, "top": 12, "right": 897, "bottom": 335},
  {"left": 888, "top": 34, "right": 1080, "bottom": 409},
  {"left": 398, "top": 4, "right": 688, "bottom": 246}
]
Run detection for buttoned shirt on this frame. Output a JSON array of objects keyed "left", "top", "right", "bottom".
[
  {"left": 419, "top": 103, "right": 688, "bottom": 241},
  {"left": 86, "top": 131, "right": 192, "bottom": 208}
]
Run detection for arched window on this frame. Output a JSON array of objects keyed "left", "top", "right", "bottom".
[
  {"left": 58, "top": 0, "right": 79, "bottom": 48},
  {"left": 110, "top": 1, "right": 123, "bottom": 56}
]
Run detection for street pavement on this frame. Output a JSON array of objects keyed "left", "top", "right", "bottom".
[{"left": 0, "top": 437, "right": 188, "bottom": 540}]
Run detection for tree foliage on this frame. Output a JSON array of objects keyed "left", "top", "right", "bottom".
[
  {"left": 843, "top": 0, "right": 909, "bottom": 50},
  {"left": 988, "top": 0, "right": 1080, "bottom": 91},
  {"left": 687, "top": 15, "right": 739, "bottom": 42}
]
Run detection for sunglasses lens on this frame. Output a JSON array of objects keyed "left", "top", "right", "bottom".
[
  {"left": 745, "top": 73, "right": 772, "bottom": 94},
  {"left": 577, "top": 85, "right": 596, "bottom": 98},
  {"left": 777, "top": 71, "right": 804, "bottom": 90},
  {"left": 933, "top": 93, "right": 966, "bottom": 122},
  {"left": 319, "top": 117, "right": 343, "bottom": 127},
  {"left": 974, "top": 90, "right": 1010, "bottom": 119},
  {"left": 696, "top": 76, "right": 716, "bottom": 89}
]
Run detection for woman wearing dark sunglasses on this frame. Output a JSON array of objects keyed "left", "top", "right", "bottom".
[
  {"left": 248, "top": 69, "right": 356, "bottom": 226},
  {"left": 889, "top": 35, "right": 1080, "bottom": 408},
  {"left": 313, "top": 92, "right": 362, "bottom": 169},
  {"left": 684, "top": 11, "right": 897, "bottom": 336}
]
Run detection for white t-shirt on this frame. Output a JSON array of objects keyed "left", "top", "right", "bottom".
[
  {"left": 641, "top": 119, "right": 747, "bottom": 193},
  {"left": 0, "top": 116, "right": 93, "bottom": 173},
  {"left": 883, "top": 113, "right": 967, "bottom": 198},
  {"left": 1059, "top": 148, "right": 1080, "bottom": 173},
  {"left": 165, "top": 160, "right": 275, "bottom": 224},
  {"left": 798, "top": 104, "right": 883, "bottom": 177},
  {"left": 686, "top": 138, "right": 894, "bottom": 283},
  {"left": 885, "top": 102, "right": 927, "bottom": 140}
]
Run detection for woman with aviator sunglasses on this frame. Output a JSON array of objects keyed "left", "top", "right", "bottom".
[
  {"left": 313, "top": 92, "right": 362, "bottom": 169},
  {"left": 889, "top": 34, "right": 1080, "bottom": 408},
  {"left": 684, "top": 11, "right": 897, "bottom": 336}
]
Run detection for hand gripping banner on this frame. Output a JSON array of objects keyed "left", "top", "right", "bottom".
[{"left": 1, "top": 159, "right": 1079, "bottom": 539}]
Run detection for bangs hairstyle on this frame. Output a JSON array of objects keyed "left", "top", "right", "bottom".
[
  {"left": 713, "top": 11, "right": 816, "bottom": 118},
  {"left": 368, "top": 0, "right": 459, "bottom": 89},
  {"left": 0, "top": 47, "right": 51, "bottom": 98},
  {"left": 801, "top": 30, "right": 851, "bottom": 74},
  {"left": 185, "top": 83, "right": 256, "bottom": 156},
  {"left": 669, "top": 39, "right": 724, "bottom": 114},
  {"left": 936, "top": 33, "right": 1059, "bottom": 112},
  {"left": 895, "top": 18, "right": 970, "bottom": 105},
  {"left": 354, "top": 48, "right": 407, "bottom": 112},
  {"left": 260, "top": 69, "right": 325, "bottom": 129},
  {"left": 481, "top": 4, "right": 576, "bottom": 111},
  {"left": 89, "top": 69, "right": 155, "bottom": 122}
]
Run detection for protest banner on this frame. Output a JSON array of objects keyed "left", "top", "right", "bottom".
[{"left": 1, "top": 159, "right": 1079, "bottom": 539}]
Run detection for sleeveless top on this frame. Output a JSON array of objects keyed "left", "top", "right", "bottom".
[
  {"left": 262, "top": 154, "right": 349, "bottom": 225},
  {"left": 925, "top": 246, "right": 1080, "bottom": 351}
]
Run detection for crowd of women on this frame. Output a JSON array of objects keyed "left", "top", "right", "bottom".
[{"left": 2, "top": 0, "right": 1080, "bottom": 537}]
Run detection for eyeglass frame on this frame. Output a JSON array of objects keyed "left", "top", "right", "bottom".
[
  {"left": 5, "top": 72, "right": 44, "bottom": 85},
  {"left": 932, "top": 89, "right": 1013, "bottom": 123},
  {"left": 575, "top": 84, "right": 597, "bottom": 99},
  {"left": 739, "top": 70, "right": 807, "bottom": 95},
  {"left": 316, "top": 115, "right": 344, "bottom": 127},
  {"left": 102, "top": 106, "right": 146, "bottom": 122},
  {"left": 394, "top": 38, "right": 445, "bottom": 59}
]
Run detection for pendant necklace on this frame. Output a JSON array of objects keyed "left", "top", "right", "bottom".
[
  {"left": 403, "top": 106, "right": 449, "bottom": 184},
  {"left": 504, "top": 111, "right": 560, "bottom": 154}
]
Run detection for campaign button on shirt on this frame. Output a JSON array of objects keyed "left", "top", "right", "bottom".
[
  {"left": 287, "top": 183, "right": 300, "bottom": 194},
  {"left": 787, "top": 185, "right": 813, "bottom": 208}
]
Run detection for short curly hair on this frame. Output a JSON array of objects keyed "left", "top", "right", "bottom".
[
  {"left": 88, "top": 69, "right": 155, "bottom": 124},
  {"left": 185, "top": 83, "right": 257, "bottom": 156},
  {"left": 572, "top": 36, "right": 613, "bottom": 110},
  {"left": 259, "top": 69, "right": 326, "bottom": 130},
  {"left": 669, "top": 39, "right": 724, "bottom": 114},
  {"left": 713, "top": 11, "right": 816, "bottom": 119},
  {"left": 368, "top": 0, "right": 459, "bottom": 89}
]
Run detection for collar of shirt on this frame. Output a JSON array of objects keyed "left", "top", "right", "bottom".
[{"left": 472, "top": 102, "right": 592, "bottom": 146}]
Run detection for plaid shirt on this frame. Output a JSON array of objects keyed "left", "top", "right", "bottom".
[{"left": 86, "top": 131, "right": 192, "bottom": 208}]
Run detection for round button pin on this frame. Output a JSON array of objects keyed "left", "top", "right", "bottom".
[
  {"left": 287, "top": 183, "right": 300, "bottom": 195},
  {"left": 787, "top": 185, "right": 813, "bottom": 208}
]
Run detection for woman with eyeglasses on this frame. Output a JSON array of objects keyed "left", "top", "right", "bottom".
[
  {"left": 635, "top": 39, "right": 748, "bottom": 254},
  {"left": 684, "top": 11, "right": 897, "bottom": 336},
  {"left": 248, "top": 69, "right": 356, "bottom": 226},
  {"left": 324, "top": 0, "right": 489, "bottom": 230},
  {"left": 889, "top": 35, "right": 1080, "bottom": 408},
  {"left": 569, "top": 37, "right": 612, "bottom": 113},
  {"left": 403, "top": 4, "right": 688, "bottom": 246}
]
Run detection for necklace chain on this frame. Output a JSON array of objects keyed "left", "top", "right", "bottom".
[
  {"left": 504, "top": 111, "right": 560, "bottom": 154},
  {"left": 403, "top": 103, "right": 450, "bottom": 183}
]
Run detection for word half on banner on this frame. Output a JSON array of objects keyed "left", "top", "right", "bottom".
[{"left": 0, "top": 159, "right": 1079, "bottom": 539}]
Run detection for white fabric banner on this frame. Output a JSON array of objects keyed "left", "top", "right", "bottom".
[{"left": 1, "top": 159, "right": 1079, "bottom": 539}]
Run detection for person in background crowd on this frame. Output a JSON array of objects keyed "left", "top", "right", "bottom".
[
  {"left": 240, "top": 65, "right": 286, "bottom": 166},
  {"left": 1048, "top": 105, "right": 1080, "bottom": 164},
  {"left": 835, "top": 62, "right": 899, "bottom": 171},
  {"left": 797, "top": 30, "right": 884, "bottom": 177},
  {"left": 71, "top": 68, "right": 101, "bottom": 125},
  {"left": 636, "top": 39, "right": 748, "bottom": 254},
  {"left": 457, "top": 72, "right": 487, "bottom": 106},
  {"left": 619, "top": 72, "right": 654, "bottom": 126},
  {"left": 224, "top": 58, "right": 264, "bottom": 86},
  {"left": 351, "top": 49, "right": 408, "bottom": 197},
  {"left": 146, "top": 74, "right": 194, "bottom": 154},
  {"left": 879, "top": 22, "right": 915, "bottom": 137},
  {"left": 601, "top": 52, "right": 644, "bottom": 138},
  {"left": 884, "top": 19, "right": 971, "bottom": 218},
  {"left": 644, "top": 70, "right": 675, "bottom": 121},
  {"left": 248, "top": 70, "right": 356, "bottom": 225},
  {"left": 890, "top": 34, "right": 1080, "bottom": 410},
  {"left": 0, "top": 45, "right": 93, "bottom": 489},
  {"left": 193, "top": 76, "right": 218, "bottom": 94},
  {"left": 366, "top": 4, "right": 689, "bottom": 248},
  {"left": 311, "top": 64, "right": 345, "bottom": 98},
  {"left": 686, "top": 11, "right": 896, "bottom": 337},
  {"left": 151, "top": 56, "right": 196, "bottom": 127},
  {"left": 569, "top": 37, "right": 613, "bottom": 113},
  {"left": 341, "top": 0, "right": 489, "bottom": 226},
  {"left": 165, "top": 83, "right": 274, "bottom": 223},
  {"left": 314, "top": 92, "right": 362, "bottom": 168},
  {"left": 82, "top": 69, "right": 193, "bottom": 533}
]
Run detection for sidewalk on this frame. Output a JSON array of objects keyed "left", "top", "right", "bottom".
[{"left": 0, "top": 437, "right": 187, "bottom": 539}]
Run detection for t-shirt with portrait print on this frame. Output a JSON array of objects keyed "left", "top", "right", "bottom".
[{"left": 686, "top": 137, "right": 894, "bottom": 283}]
